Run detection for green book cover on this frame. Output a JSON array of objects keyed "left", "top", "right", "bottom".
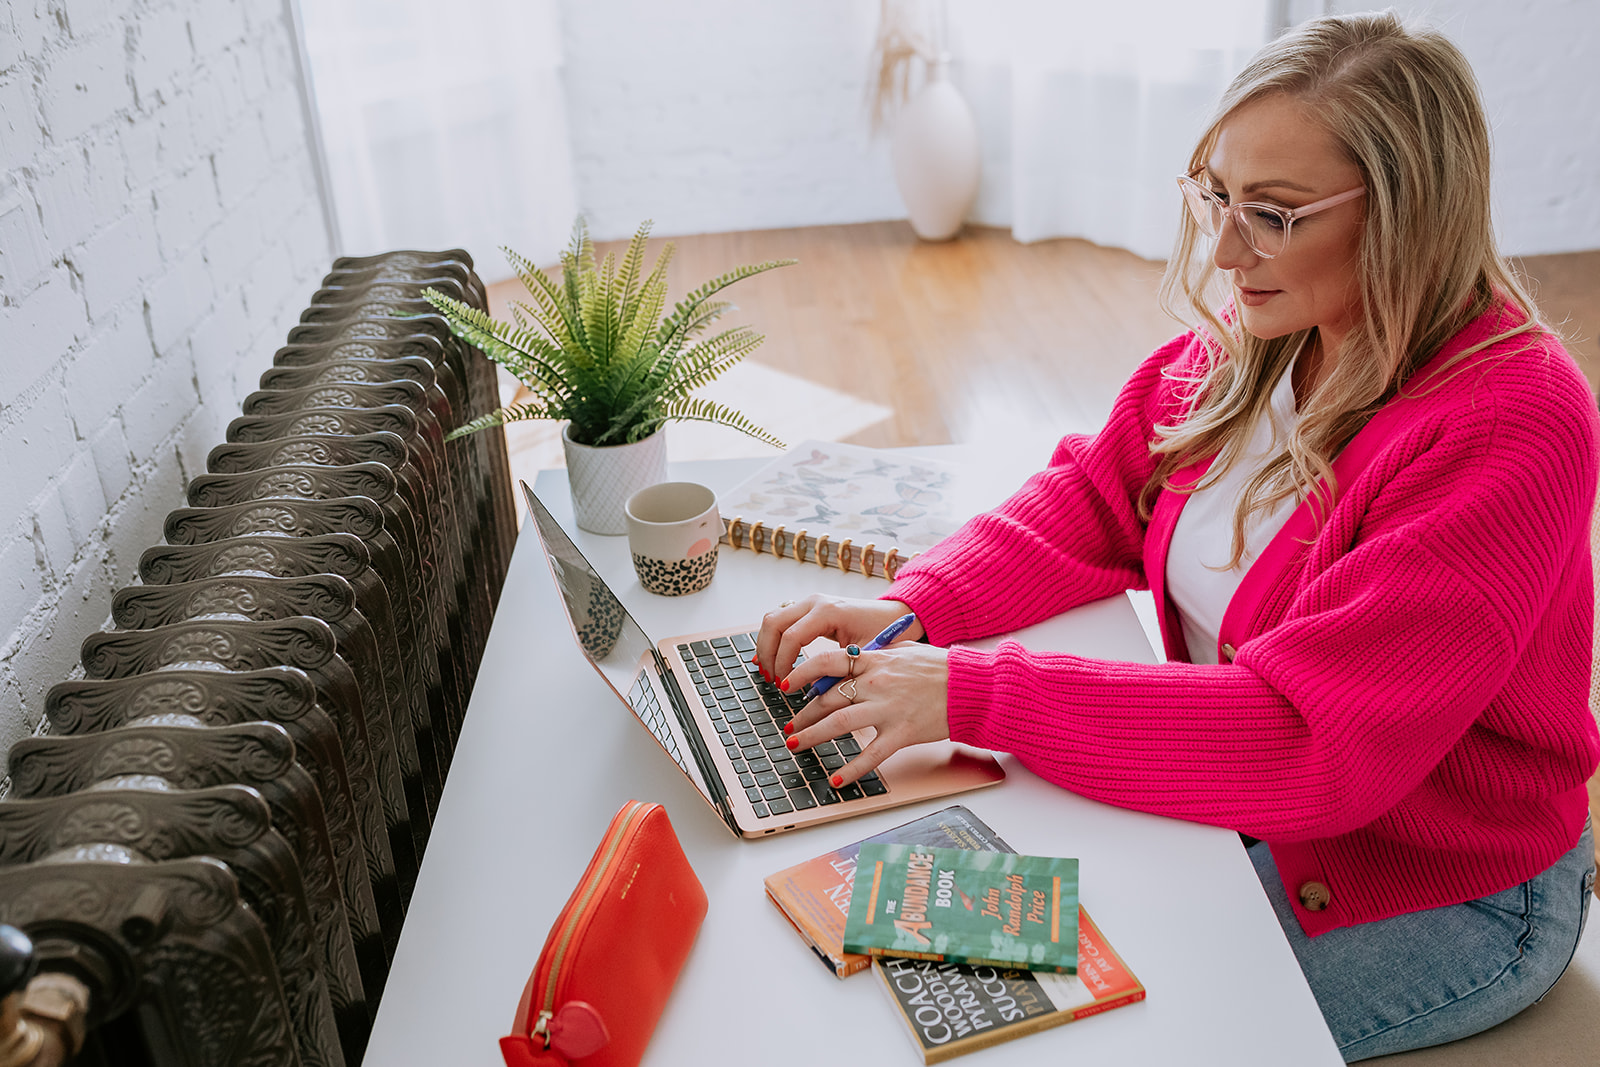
[{"left": 843, "top": 844, "right": 1080, "bottom": 974}]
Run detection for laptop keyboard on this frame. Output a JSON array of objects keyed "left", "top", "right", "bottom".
[{"left": 677, "top": 632, "right": 887, "bottom": 819}]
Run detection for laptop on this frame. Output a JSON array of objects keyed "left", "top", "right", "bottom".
[{"left": 521, "top": 481, "right": 1005, "bottom": 838}]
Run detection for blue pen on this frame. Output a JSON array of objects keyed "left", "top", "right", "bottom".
[{"left": 808, "top": 613, "right": 918, "bottom": 698}]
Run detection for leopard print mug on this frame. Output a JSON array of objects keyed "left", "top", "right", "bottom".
[{"left": 624, "top": 482, "right": 721, "bottom": 596}]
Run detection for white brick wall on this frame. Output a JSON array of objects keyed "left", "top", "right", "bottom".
[{"left": 0, "top": 0, "right": 333, "bottom": 754}]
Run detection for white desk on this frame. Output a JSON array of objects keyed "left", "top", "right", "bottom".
[{"left": 366, "top": 458, "right": 1342, "bottom": 1065}]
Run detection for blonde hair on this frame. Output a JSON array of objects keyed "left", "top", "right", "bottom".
[{"left": 1148, "top": 11, "right": 1544, "bottom": 567}]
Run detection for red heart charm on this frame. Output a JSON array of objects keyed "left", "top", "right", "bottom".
[{"left": 548, "top": 1001, "right": 610, "bottom": 1061}]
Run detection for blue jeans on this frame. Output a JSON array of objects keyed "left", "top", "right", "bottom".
[{"left": 1249, "top": 819, "right": 1596, "bottom": 1062}]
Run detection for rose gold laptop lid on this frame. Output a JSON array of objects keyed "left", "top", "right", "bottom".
[{"left": 521, "top": 480, "right": 1004, "bottom": 839}]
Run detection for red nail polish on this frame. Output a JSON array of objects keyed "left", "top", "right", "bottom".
[
  {"left": 830, "top": 774, "right": 843, "bottom": 788},
  {"left": 782, "top": 722, "right": 793, "bottom": 735},
  {"left": 779, "top": 678, "right": 789, "bottom": 692},
  {"left": 785, "top": 736, "right": 799, "bottom": 751}
]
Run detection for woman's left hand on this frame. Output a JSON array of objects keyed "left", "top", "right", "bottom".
[{"left": 781, "top": 641, "right": 952, "bottom": 788}]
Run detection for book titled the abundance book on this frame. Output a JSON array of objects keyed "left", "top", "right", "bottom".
[
  {"left": 717, "top": 440, "right": 967, "bottom": 579},
  {"left": 844, "top": 844, "right": 1080, "bottom": 973},
  {"left": 763, "top": 805, "right": 1013, "bottom": 978},
  {"left": 874, "top": 907, "right": 1145, "bottom": 1063}
]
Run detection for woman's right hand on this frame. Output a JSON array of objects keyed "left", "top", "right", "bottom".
[{"left": 753, "top": 595, "right": 924, "bottom": 686}]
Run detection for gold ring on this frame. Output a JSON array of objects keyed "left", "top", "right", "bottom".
[
  {"left": 844, "top": 643, "right": 861, "bottom": 677},
  {"left": 838, "top": 678, "right": 859, "bottom": 702},
  {"left": 779, "top": 599, "right": 796, "bottom": 609}
]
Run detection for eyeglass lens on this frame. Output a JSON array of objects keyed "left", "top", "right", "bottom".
[{"left": 1180, "top": 182, "right": 1290, "bottom": 257}]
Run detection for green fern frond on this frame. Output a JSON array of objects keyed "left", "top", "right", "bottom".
[
  {"left": 426, "top": 220, "right": 794, "bottom": 447},
  {"left": 656, "top": 258, "right": 797, "bottom": 353},
  {"left": 637, "top": 395, "right": 787, "bottom": 450},
  {"left": 421, "top": 289, "right": 586, "bottom": 414},
  {"left": 444, "top": 400, "right": 562, "bottom": 441},
  {"left": 660, "top": 327, "right": 764, "bottom": 399},
  {"left": 614, "top": 220, "right": 652, "bottom": 336},
  {"left": 503, "top": 247, "right": 581, "bottom": 354},
  {"left": 674, "top": 300, "right": 733, "bottom": 342},
  {"left": 615, "top": 243, "right": 674, "bottom": 366}
]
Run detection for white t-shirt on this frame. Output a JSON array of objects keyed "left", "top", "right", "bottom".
[{"left": 1165, "top": 357, "right": 1303, "bottom": 665}]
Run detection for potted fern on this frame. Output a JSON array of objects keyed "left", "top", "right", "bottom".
[{"left": 423, "top": 219, "right": 795, "bottom": 533}]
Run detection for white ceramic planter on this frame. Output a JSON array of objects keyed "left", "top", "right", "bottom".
[
  {"left": 891, "top": 57, "right": 981, "bottom": 242},
  {"left": 562, "top": 425, "right": 669, "bottom": 534}
]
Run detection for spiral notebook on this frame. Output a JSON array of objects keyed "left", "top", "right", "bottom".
[{"left": 717, "top": 441, "right": 968, "bottom": 580}]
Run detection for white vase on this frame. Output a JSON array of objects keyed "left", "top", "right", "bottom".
[
  {"left": 562, "top": 425, "right": 669, "bottom": 535},
  {"left": 891, "top": 57, "right": 981, "bottom": 242}
]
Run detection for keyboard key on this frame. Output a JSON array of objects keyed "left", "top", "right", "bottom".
[
  {"left": 713, "top": 720, "right": 730, "bottom": 735},
  {"left": 738, "top": 734, "right": 764, "bottom": 751},
  {"left": 729, "top": 721, "right": 754, "bottom": 736},
  {"left": 677, "top": 644, "right": 693, "bottom": 656},
  {"left": 691, "top": 640, "right": 713, "bottom": 656},
  {"left": 781, "top": 771, "right": 807, "bottom": 790},
  {"left": 738, "top": 773, "right": 756, "bottom": 789},
  {"left": 751, "top": 801, "right": 769, "bottom": 818},
  {"left": 812, "top": 742, "right": 839, "bottom": 757},
  {"left": 821, "top": 754, "right": 845, "bottom": 771},
  {"left": 770, "top": 757, "right": 797, "bottom": 775},
  {"left": 760, "top": 734, "right": 788, "bottom": 751},
  {"left": 801, "top": 765, "right": 827, "bottom": 782},
  {"left": 761, "top": 783, "right": 788, "bottom": 801},
  {"left": 787, "top": 787, "right": 818, "bottom": 811},
  {"left": 837, "top": 738, "right": 862, "bottom": 756},
  {"left": 837, "top": 783, "right": 864, "bottom": 801},
  {"left": 767, "top": 796, "right": 794, "bottom": 815},
  {"left": 810, "top": 781, "right": 841, "bottom": 806},
  {"left": 795, "top": 751, "right": 820, "bottom": 768},
  {"left": 710, "top": 637, "right": 732, "bottom": 649},
  {"left": 746, "top": 755, "right": 772, "bottom": 773},
  {"left": 754, "top": 770, "right": 780, "bottom": 787},
  {"left": 723, "top": 709, "right": 747, "bottom": 724},
  {"left": 860, "top": 777, "right": 888, "bottom": 796},
  {"left": 728, "top": 758, "right": 746, "bottom": 773},
  {"left": 745, "top": 786, "right": 765, "bottom": 803},
  {"left": 754, "top": 722, "right": 779, "bottom": 738},
  {"left": 731, "top": 634, "right": 755, "bottom": 653}
]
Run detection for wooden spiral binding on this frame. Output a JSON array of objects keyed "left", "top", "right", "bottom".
[{"left": 722, "top": 517, "right": 914, "bottom": 580}]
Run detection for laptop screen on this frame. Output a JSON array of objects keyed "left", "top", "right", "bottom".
[{"left": 521, "top": 482, "right": 712, "bottom": 799}]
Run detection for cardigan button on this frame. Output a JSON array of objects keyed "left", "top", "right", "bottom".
[
  {"left": 1298, "top": 881, "right": 1332, "bottom": 912},
  {"left": 1220, "top": 643, "right": 1237, "bottom": 662}
]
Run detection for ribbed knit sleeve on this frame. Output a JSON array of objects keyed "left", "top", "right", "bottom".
[
  {"left": 886, "top": 332, "right": 1198, "bottom": 645},
  {"left": 940, "top": 338, "right": 1599, "bottom": 847}
]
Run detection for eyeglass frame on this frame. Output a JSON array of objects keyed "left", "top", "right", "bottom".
[{"left": 1176, "top": 174, "right": 1366, "bottom": 259}]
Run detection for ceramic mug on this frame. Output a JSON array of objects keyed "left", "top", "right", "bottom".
[{"left": 624, "top": 482, "right": 721, "bottom": 596}]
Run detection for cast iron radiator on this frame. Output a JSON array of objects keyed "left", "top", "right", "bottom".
[{"left": 0, "top": 250, "right": 518, "bottom": 1067}]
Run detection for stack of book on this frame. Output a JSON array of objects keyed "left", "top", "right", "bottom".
[{"left": 764, "top": 806, "right": 1146, "bottom": 1063}]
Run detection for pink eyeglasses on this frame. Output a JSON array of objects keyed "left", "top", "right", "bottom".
[{"left": 1177, "top": 174, "right": 1366, "bottom": 259}]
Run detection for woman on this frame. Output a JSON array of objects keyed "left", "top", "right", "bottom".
[{"left": 754, "top": 13, "right": 1598, "bottom": 1061}]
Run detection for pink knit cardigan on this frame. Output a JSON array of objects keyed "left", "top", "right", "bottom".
[{"left": 888, "top": 305, "right": 1600, "bottom": 936}]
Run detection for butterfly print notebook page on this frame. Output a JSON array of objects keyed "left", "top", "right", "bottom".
[{"left": 718, "top": 441, "right": 975, "bottom": 578}]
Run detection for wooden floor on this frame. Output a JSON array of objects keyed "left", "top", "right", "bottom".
[{"left": 488, "top": 222, "right": 1600, "bottom": 454}]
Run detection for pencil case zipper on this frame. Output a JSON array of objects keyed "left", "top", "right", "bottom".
[{"left": 530, "top": 799, "right": 653, "bottom": 1046}]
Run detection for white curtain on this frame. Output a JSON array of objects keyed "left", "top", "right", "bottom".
[
  {"left": 298, "top": 0, "right": 576, "bottom": 280},
  {"left": 946, "top": 0, "right": 1274, "bottom": 260}
]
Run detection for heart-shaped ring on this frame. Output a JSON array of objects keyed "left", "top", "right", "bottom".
[
  {"left": 838, "top": 678, "right": 860, "bottom": 703},
  {"left": 844, "top": 644, "right": 861, "bottom": 677}
]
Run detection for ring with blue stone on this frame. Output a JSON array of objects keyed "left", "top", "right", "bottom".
[{"left": 845, "top": 643, "right": 861, "bottom": 676}]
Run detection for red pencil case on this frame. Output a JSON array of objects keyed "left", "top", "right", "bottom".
[{"left": 501, "top": 800, "right": 708, "bottom": 1067}]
